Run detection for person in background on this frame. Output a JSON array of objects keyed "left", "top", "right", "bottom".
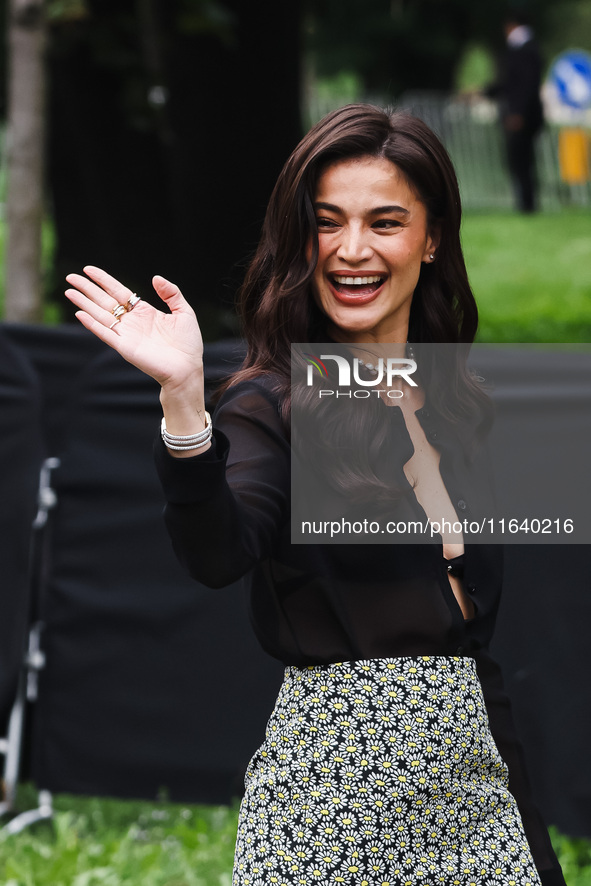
[{"left": 486, "top": 11, "right": 544, "bottom": 213}]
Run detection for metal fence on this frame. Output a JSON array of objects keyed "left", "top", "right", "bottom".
[{"left": 307, "top": 90, "right": 591, "bottom": 212}]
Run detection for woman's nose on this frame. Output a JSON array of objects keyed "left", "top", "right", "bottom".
[{"left": 336, "top": 225, "right": 373, "bottom": 263}]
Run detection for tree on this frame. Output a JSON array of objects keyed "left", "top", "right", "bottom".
[
  {"left": 5, "top": 0, "right": 47, "bottom": 322},
  {"left": 304, "top": 0, "right": 566, "bottom": 99}
]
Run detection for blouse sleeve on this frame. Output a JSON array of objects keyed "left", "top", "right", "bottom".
[
  {"left": 154, "top": 378, "right": 290, "bottom": 588},
  {"left": 473, "top": 647, "right": 566, "bottom": 886}
]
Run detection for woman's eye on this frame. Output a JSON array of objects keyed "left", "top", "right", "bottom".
[
  {"left": 373, "top": 219, "right": 402, "bottom": 229},
  {"left": 316, "top": 217, "right": 338, "bottom": 229}
]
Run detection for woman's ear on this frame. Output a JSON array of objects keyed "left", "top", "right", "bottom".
[{"left": 423, "top": 223, "right": 441, "bottom": 263}]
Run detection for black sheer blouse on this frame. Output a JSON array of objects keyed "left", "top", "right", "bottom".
[{"left": 154, "top": 376, "right": 565, "bottom": 886}]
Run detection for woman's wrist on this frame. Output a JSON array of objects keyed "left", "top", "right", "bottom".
[
  {"left": 161, "top": 411, "right": 212, "bottom": 447},
  {"left": 159, "top": 377, "right": 211, "bottom": 457}
]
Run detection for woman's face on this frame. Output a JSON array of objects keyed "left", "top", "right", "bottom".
[{"left": 310, "top": 155, "right": 438, "bottom": 344}]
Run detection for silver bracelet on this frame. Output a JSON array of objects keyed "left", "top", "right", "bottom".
[
  {"left": 161, "top": 414, "right": 211, "bottom": 442},
  {"left": 161, "top": 412, "right": 212, "bottom": 450}
]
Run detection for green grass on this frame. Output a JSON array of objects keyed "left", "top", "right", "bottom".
[
  {"left": 0, "top": 788, "right": 238, "bottom": 886},
  {"left": 550, "top": 827, "right": 591, "bottom": 885},
  {"left": 1, "top": 789, "right": 590, "bottom": 885},
  {"left": 462, "top": 209, "right": 591, "bottom": 343}
]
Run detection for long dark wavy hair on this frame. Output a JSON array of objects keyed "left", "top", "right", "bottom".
[
  {"left": 227, "top": 104, "right": 478, "bottom": 391},
  {"left": 223, "top": 104, "right": 490, "bottom": 501}
]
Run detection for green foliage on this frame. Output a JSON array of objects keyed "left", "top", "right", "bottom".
[
  {"left": 314, "top": 71, "right": 363, "bottom": 106},
  {"left": 550, "top": 827, "right": 591, "bottom": 885},
  {"left": 305, "top": 70, "right": 365, "bottom": 127},
  {"left": 454, "top": 43, "right": 496, "bottom": 92},
  {"left": 305, "top": 0, "right": 591, "bottom": 97},
  {"left": 175, "top": 0, "right": 237, "bottom": 43},
  {"left": 0, "top": 789, "right": 238, "bottom": 886},
  {"left": 541, "top": 0, "right": 591, "bottom": 72},
  {"left": 461, "top": 209, "right": 591, "bottom": 342},
  {"left": 306, "top": 0, "right": 477, "bottom": 95},
  {"left": 47, "top": 0, "right": 89, "bottom": 22},
  {"left": 1, "top": 790, "right": 590, "bottom": 884},
  {"left": 0, "top": 217, "right": 59, "bottom": 324}
]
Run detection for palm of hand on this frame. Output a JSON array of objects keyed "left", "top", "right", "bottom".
[
  {"left": 114, "top": 299, "right": 203, "bottom": 387},
  {"left": 65, "top": 267, "right": 204, "bottom": 389}
]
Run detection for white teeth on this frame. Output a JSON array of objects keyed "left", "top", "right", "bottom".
[{"left": 333, "top": 275, "right": 383, "bottom": 285}]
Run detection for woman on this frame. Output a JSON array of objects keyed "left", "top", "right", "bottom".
[{"left": 65, "top": 105, "right": 565, "bottom": 886}]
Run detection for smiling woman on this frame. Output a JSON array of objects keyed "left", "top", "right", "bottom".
[
  {"left": 311, "top": 156, "right": 438, "bottom": 342},
  {"left": 64, "top": 104, "right": 566, "bottom": 886}
]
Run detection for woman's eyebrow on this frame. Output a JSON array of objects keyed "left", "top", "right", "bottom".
[
  {"left": 369, "top": 205, "right": 410, "bottom": 215},
  {"left": 314, "top": 201, "right": 342, "bottom": 212},
  {"left": 314, "top": 201, "right": 410, "bottom": 215}
]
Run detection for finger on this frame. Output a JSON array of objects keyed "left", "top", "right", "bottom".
[
  {"left": 73, "top": 310, "right": 125, "bottom": 345},
  {"left": 82, "top": 265, "right": 136, "bottom": 305},
  {"left": 152, "top": 275, "right": 192, "bottom": 314},
  {"left": 66, "top": 272, "right": 123, "bottom": 312},
  {"left": 65, "top": 287, "right": 126, "bottom": 328}
]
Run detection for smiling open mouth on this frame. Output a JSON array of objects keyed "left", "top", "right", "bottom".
[{"left": 328, "top": 273, "right": 386, "bottom": 301}]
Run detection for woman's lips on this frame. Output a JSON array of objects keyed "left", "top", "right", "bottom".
[{"left": 328, "top": 272, "right": 386, "bottom": 305}]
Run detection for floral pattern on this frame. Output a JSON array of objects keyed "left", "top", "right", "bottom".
[{"left": 233, "top": 656, "right": 541, "bottom": 886}]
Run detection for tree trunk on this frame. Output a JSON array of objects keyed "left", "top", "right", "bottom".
[{"left": 5, "top": 0, "right": 47, "bottom": 323}]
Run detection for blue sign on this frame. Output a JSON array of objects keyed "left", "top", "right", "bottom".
[{"left": 550, "top": 50, "right": 591, "bottom": 110}]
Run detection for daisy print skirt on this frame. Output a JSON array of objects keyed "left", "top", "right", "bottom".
[{"left": 232, "top": 656, "right": 541, "bottom": 886}]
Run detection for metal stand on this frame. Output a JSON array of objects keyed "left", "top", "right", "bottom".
[{"left": 0, "top": 457, "right": 60, "bottom": 833}]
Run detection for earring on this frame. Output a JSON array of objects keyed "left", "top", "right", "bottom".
[{"left": 429, "top": 253, "right": 435, "bottom": 261}]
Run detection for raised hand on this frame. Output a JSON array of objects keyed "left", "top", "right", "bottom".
[
  {"left": 65, "top": 266, "right": 210, "bottom": 454},
  {"left": 65, "top": 266, "right": 204, "bottom": 392}
]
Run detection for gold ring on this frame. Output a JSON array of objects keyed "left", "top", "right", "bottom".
[{"left": 112, "top": 304, "right": 126, "bottom": 319}]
